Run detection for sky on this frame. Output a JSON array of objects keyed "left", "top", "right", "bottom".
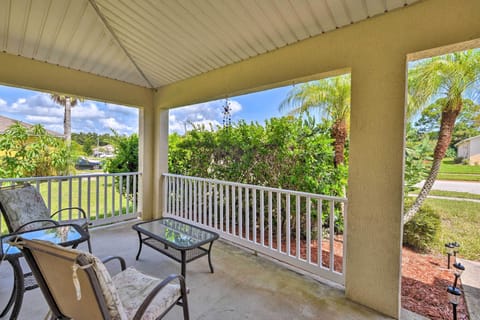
[{"left": 0, "top": 84, "right": 292, "bottom": 136}]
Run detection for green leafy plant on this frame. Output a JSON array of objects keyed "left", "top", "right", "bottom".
[
  {"left": 404, "top": 133, "right": 433, "bottom": 195},
  {"left": 169, "top": 115, "right": 349, "bottom": 236},
  {"left": 104, "top": 131, "right": 138, "bottom": 200},
  {"left": 403, "top": 199, "right": 440, "bottom": 252},
  {"left": 0, "top": 123, "right": 72, "bottom": 177}
]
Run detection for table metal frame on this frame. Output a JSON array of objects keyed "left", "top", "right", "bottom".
[{"left": 133, "top": 218, "right": 219, "bottom": 277}]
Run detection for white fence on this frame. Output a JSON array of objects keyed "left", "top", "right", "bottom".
[
  {"left": 163, "top": 173, "right": 347, "bottom": 285},
  {"left": 0, "top": 172, "right": 141, "bottom": 233}
]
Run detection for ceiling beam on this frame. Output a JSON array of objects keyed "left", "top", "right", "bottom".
[{"left": 0, "top": 52, "right": 153, "bottom": 108}]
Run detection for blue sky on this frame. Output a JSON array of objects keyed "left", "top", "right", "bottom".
[{"left": 0, "top": 84, "right": 292, "bottom": 136}]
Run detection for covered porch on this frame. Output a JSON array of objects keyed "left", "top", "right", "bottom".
[
  {"left": 0, "top": 221, "right": 420, "bottom": 319},
  {"left": 0, "top": 0, "right": 479, "bottom": 318}
]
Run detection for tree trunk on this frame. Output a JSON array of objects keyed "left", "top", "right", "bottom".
[
  {"left": 331, "top": 119, "right": 347, "bottom": 167},
  {"left": 404, "top": 107, "right": 460, "bottom": 223},
  {"left": 64, "top": 97, "right": 71, "bottom": 146}
]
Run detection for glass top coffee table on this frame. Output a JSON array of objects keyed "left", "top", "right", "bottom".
[{"left": 132, "top": 217, "right": 219, "bottom": 278}]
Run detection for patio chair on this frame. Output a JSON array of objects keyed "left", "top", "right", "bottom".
[
  {"left": 0, "top": 183, "right": 92, "bottom": 252},
  {"left": 12, "top": 237, "right": 190, "bottom": 320}
]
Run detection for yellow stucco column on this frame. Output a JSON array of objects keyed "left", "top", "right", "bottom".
[
  {"left": 138, "top": 106, "right": 154, "bottom": 220},
  {"left": 151, "top": 106, "right": 169, "bottom": 219},
  {"left": 346, "top": 55, "right": 407, "bottom": 316}
]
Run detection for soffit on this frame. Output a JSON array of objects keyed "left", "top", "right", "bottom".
[{"left": 0, "top": 0, "right": 420, "bottom": 89}]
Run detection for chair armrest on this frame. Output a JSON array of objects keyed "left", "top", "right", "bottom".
[
  {"left": 14, "top": 219, "right": 59, "bottom": 233},
  {"left": 133, "top": 274, "right": 188, "bottom": 320},
  {"left": 101, "top": 256, "right": 126, "bottom": 271},
  {"left": 51, "top": 207, "right": 90, "bottom": 223}
]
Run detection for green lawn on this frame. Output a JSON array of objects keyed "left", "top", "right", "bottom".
[
  {"left": 440, "top": 158, "right": 480, "bottom": 173},
  {"left": 411, "top": 189, "right": 480, "bottom": 200},
  {"left": 425, "top": 198, "right": 480, "bottom": 261},
  {"left": 437, "top": 173, "right": 480, "bottom": 182},
  {"left": 434, "top": 158, "right": 480, "bottom": 181}
]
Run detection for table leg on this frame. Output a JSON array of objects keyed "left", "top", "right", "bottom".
[
  {"left": 207, "top": 241, "right": 215, "bottom": 273},
  {"left": 135, "top": 232, "right": 143, "bottom": 260},
  {"left": 1, "top": 257, "right": 24, "bottom": 320},
  {"left": 0, "top": 259, "right": 17, "bottom": 317},
  {"left": 181, "top": 250, "right": 186, "bottom": 278}
]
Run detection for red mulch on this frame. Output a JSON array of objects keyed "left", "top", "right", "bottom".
[
  {"left": 274, "top": 237, "right": 470, "bottom": 319},
  {"left": 401, "top": 247, "right": 469, "bottom": 319}
]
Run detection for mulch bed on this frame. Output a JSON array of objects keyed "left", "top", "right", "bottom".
[
  {"left": 275, "top": 236, "right": 470, "bottom": 319},
  {"left": 402, "top": 247, "right": 469, "bottom": 320}
]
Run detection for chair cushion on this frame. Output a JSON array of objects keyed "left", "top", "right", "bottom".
[
  {"left": 85, "top": 254, "right": 128, "bottom": 320},
  {"left": 112, "top": 267, "right": 182, "bottom": 320},
  {"left": 0, "top": 185, "right": 51, "bottom": 231}
]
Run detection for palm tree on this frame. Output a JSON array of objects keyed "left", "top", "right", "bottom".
[
  {"left": 50, "top": 94, "right": 83, "bottom": 146},
  {"left": 279, "top": 74, "right": 351, "bottom": 167},
  {"left": 404, "top": 50, "right": 480, "bottom": 223}
]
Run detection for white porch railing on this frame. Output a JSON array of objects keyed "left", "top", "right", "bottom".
[
  {"left": 163, "top": 173, "right": 347, "bottom": 286},
  {"left": 0, "top": 172, "right": 141, "bottom": 233}
]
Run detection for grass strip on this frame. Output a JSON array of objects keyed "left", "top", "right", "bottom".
[
  {"left": 410, "top": 189, "right": 480, "bottom": 200},
  {"left": 426, "top": 198, "right": 480, "bottom": 261}
]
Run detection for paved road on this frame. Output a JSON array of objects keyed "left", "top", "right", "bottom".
[{"left": 414, "top": 180, "right": 480, "bottom": 195}]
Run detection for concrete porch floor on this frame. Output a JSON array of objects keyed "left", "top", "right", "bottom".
[{"left": 1, "top": 220, "right": 417, "bottom": 320}]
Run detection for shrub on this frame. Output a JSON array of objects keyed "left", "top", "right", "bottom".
[
  {"left": 403, "top": 199, "right": 441, "bottom": 252},
  {"left": 454, "top": 156, "right": 464, "bottom": 164}
]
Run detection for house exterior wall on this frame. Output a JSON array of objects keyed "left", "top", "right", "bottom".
[
  {"left": 470, "top": 154, "right": 480, "bottom": 165},
  {"left": 457, "top": 141, "right": 470, "bottom": 159},
  {"left": 469, "top": 138, "right": 480, "bottom": 165},
  {"left": 457, "top": 137, "right": 480, "bottom": 165},
  {"left": 0, "top": 0, "right": 479, "bottom": 318}
]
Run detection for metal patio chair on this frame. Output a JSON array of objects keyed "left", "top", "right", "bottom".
[
  {"left": 12, "top": 238, "right": 190, "bottom": 320},
  {"left": 0, "top": 183, "right": 92, "bottom": 252}
]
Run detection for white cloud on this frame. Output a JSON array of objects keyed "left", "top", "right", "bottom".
[
  {"left": 0, "top": 92, "right": 139, "bottom": 135},
  {"left": 100, "top": 117, "right": 135, "bottom": 133},
  {"left": 169, "top": 99, "right": 242, "bottom": 134},
  {"left": 25, "top": 115, "right": 62, "bottom": 124},
  {"left": 72, "top": 102, "right": 105, "bottom": 119}
]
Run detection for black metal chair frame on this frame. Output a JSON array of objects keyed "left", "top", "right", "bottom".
[{"left": 14, "top": 238, "right": 190, "bottom": 320}]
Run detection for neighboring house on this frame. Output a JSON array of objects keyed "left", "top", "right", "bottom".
[
  {"left": 92, "top": 144, "right": 115, "bottom": 158},
  {"left": 456, "top": 135, "right": 480, "bottom": 165},
  {"left": 0, "top": 115, "right": 62, "bottom": 137}
]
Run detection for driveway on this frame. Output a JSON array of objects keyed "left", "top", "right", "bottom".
[{"left": 415, "top": 180, "right": 480, "bottom": 195}]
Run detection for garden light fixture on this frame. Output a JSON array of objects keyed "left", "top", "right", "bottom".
[
  {"left": 452, "top": 262, "right": 465, "bottom": 287},
  {"left": 452, "top": 242, "right": 460, "bottom": 257},
  {"left": 445, "top": 242, "right": 455, "bottom": 269},
  {"left": 447, "top": 286, "right": 461, "bottom": 320}
]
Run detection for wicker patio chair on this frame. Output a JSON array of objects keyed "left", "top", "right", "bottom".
[
  {"left": 12, "top": 238, "right": 190, "bottom": 320},
  {"left": 0, "top": 183, "right": 92, "bottom": 252}
]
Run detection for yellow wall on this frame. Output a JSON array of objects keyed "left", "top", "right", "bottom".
[{"left": 153, "top": 0, "right": 480, "bottom": 318}]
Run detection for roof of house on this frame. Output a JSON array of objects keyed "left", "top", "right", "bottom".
[
  {"left": 0, "top": 115, "right": 63, "bottom": 137},
  {"left": 455, "top": 134, "right": 480, "bottom": 146}
]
